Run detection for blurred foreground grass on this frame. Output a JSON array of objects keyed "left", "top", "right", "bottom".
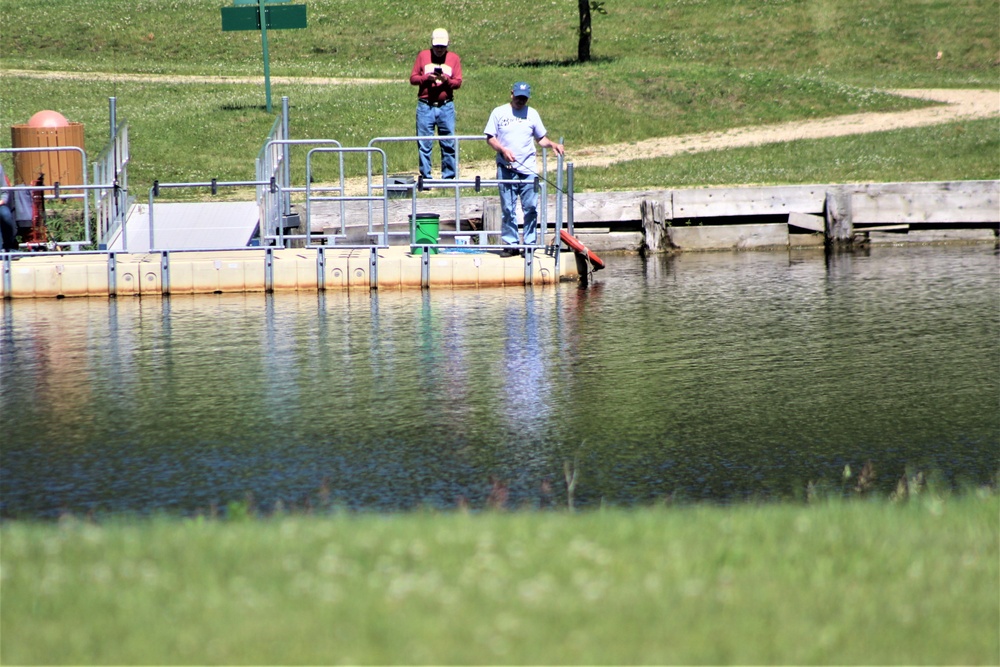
[{"left": 2, "top": 493, "right": 997, "bottom": 664}]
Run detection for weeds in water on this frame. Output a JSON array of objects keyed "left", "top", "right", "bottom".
[
  {"left": 45, "top": 459, "right": 998, "bottom": 524},
  {"left": 563, "top": 459, "right": 579, "bottom": 512}
]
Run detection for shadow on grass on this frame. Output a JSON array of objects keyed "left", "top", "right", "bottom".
[
  {"left": 219, "top": 103, "right": 270, "bottom": 112},
  {"left": 503, "top": 56, "right": 616, "bottom": 68}
]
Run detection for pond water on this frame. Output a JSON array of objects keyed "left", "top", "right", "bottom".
[{"left": 1, "top": 245, "right": 998, "bottom": 518}]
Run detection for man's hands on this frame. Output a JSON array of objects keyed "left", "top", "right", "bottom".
[{"left": 539, "top": 138, "right": 564, "bottom": 157}]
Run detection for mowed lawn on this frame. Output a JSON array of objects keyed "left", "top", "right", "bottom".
[{"left": 2, "top": 495, "right": 997, "bottom": 664}]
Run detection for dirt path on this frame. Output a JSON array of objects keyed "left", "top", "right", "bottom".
[
  {"left": 568, "top": 89, "right": 999, "bottom": 168},
  {"left": 4, "top": 68, "right": 394, "bottom": 86}
]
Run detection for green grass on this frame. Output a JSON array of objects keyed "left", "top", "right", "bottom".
[
  {"left": 2, "top": 494, "right": 997, "bottom": 664},
  {"left": 2, "top": 0, "right": 996, "bottom": 85},
  {"left": 1, "top": 0, "right": 997, "bottom": 198},
  {"left": 1, "top": 62, "right": 936, "bottom": 186}
]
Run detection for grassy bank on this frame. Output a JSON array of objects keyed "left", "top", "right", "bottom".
[
  {"left": 1, "top": 0, "right": 997, "bottom": 196},
  {"left": 3, "top": 0, "right": 996, "bottom": 85},
  {"left": 574, "top": 116, "right": 1000, "bottom": 191},
  {"left": 2, "top": 494, "right": 997, "bottom": 664}
]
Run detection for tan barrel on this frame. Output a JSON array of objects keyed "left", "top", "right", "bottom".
[{"left": 10, "top": 122, "right": 85, "bottom": 191}]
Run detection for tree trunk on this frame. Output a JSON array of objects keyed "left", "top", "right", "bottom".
[{"left": 578, "top": 0, "right": 592, "bottom": 62}]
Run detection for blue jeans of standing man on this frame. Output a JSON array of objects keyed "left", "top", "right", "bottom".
[
  {"left": 497, "top": 164, "right": 539, "bottom": 246},
  {"left": 416, "top": 100, "right": 456, "bottom": 179}
]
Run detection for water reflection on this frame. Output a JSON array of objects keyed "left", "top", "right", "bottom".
[
  {"left": 1, "top": 245, "right": 997, "bottom": 518},
  {"left": 499, "top": 289, "right": 552, "bottom": 438}
]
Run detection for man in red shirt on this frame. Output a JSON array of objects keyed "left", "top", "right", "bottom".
[{"left": 409, "top": 28, "right": 462, "bottom": 179}]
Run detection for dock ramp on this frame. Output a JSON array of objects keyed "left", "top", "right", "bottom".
[{"left": 107, "top": 202, "right": 260, "bottom": 251}]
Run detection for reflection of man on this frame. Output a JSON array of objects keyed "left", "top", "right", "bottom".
[
  {"left": 484, "top": 82, "right": 564, "bottom": 257},
  {"left": 409, "top": 28, "right": 462, "bottom": 180}
]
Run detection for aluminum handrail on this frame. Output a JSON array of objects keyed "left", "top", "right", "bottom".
[
  {"left": 306, "top": 146, "right": 389, "bottom": 247},
  {"left": 0, "top": 146, "right": 92, "bottom": 247}
]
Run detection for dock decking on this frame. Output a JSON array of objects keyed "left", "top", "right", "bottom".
[{"left": 1, "top": 246, "right": 580, "bottom": 299}]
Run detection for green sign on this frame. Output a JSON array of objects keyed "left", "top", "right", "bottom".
[
  {"left": 221, "top": 6, "right": 262, "bottom": 31},
  {"left": 221, "top": 0, "right": 308, "bottom": 112},
  {"left": 221, "top": 4, "right": 306, "bottom": 31}
]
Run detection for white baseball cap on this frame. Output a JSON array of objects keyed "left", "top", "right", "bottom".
[{"left": 432, "top": 28, "right": 449, "bottom": 46}]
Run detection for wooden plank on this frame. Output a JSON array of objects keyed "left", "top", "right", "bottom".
[
  {"left": 568, "top": 191, "right": 668, "bottom": 223},
  {"left": 788, "top": 212, "right": 825, "bottom": 232},
  {"left": 672, "top": 184, "right": 827, "bottom": 219},
  {"left": 789, "top": 233, "right": 824, "bottom": 248},
  {"left": 871, "top": 229, "right": 997, "bottom": 243},
  {"left": 854, "top": 224, "right": 910, "bottom": 232},
  {"left": 574, "top": 232, "right": 643, "bottom": 252},
  {"left": 850, "top": 181, "right": 999, "bottom": 224},
  {"left": 852, "top": 181, "right": 998, "bottom": 196},
  {"left": 667, "top": 223, "right": 788, "bottom": 251}
]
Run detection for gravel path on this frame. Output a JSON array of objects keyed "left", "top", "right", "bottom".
[{"left": 571, "top": 89, "right": 999, "bottom": 167}]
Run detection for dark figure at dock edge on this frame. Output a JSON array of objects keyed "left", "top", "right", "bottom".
[
  {"left": 410, "top": 28, "right": 462, "bottom": 180},
  {"left": 0, "top": 163, "right": 20, "bottom": 251},
  {"left": 484, "top": 82, "right": 564, "bottom": 257}
]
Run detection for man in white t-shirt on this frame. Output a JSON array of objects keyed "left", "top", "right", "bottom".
[{"left": 484, "top": 82, "right": 564, "bottom": 257}]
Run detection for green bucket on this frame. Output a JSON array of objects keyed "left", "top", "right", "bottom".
[{"left": 412, "top": 213, "right": 440, "bottom": 255}]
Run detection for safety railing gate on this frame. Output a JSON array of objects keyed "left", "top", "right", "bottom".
[
  {"left": 255, "top": 98, "right": 289, "bottom": 245},
  {"left": 94, "top": 110, "right": 131, "bottom": 249}
]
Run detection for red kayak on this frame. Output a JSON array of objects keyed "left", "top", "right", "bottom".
[{"left": 560, "top": 229, "right": 605, "bottom": 271}]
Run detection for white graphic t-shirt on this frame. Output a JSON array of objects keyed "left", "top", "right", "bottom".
[{"left": 483, "top": 104, "right": 547, "bottom": 175}]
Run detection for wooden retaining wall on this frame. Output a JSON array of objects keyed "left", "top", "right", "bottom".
[
  {"left": 595, "top": 180, "right": 999, "bottom": 252},
  {"left": 308, "top": 180, "right": 998, "bottom": 253}
]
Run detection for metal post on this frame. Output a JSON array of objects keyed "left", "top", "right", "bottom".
[
  {"left": 2, "top": 256, "right": 11, "bottom": 298},
  {"left": 109, "top": 97, "right": 117, "bottom": 147},
  {"left": 316, "top": 246, "right": 326, "bottom": 290},
  {"left": 108, "top": 252, "right": 117, "bottom": 296},
  {"left": 109, "top": 96, "right": 118, "bottom": 242},
  {"left": 161, "top": 250, "right": 171, "bottom": 294},
  {"left": 567, "top": 162, "right": 574, "bottom": 236},
  {"left": 147, "top": 187, "right": 156, "bottom": 252},
  {"left": 265, "top": 246, "right": 274, "bottom": 291},
  {"left": 259, "top": 0, "right": 273, "bottom": 113},
  {"left": 555, "top": 149, "right": 564, "bottom": 243},
  {"left": 281, "top": 97, "right": 291, "bottom": 216}
]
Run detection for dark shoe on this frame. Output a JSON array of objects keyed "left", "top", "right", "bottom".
[{"left": 499, "top": 247, "right": 519, "bottom": 258}]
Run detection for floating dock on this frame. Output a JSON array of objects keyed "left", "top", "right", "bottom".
[{"left": 1, "top": 245, "right": 582, "bottom": 299}]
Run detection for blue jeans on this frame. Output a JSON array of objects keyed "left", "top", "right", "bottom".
[
  {"left": 416, "top": 100, "right": 456, "bottom": 179},
  {"left": 0, "top": 204, "right": 17, "bottom": 251},
  {"left": 497, "top": 164, "right": 539, "bottom": 246}
]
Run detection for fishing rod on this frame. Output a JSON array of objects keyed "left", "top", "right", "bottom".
[{"left": 502, "top": 140, "right": 606, "bottom": 225}]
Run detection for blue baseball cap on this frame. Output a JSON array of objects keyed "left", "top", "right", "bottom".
[{"left": 512, "top": 82, "right": 531, "bottom": 98}]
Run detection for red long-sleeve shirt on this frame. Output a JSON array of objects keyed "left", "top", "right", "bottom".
[{"left": 409, "top": 50, "right": 462, "bottom": 104}]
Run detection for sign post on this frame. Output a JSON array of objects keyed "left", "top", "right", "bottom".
[{"left": 221, "top": 0, "right": 307, "bottom": 113}]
